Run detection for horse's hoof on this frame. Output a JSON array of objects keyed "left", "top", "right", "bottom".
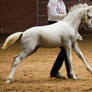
[
  {"left": 6, "top": 78, "right": 14, "bottom": 84},
  {"left": 73, "top": 75, "right": 79, "bottom": 80},
  {"left": 86, "top": 67, "right": 92, "bottom": 73},
  {"left": 69, "top": 74, "right": 79, "bottom": 80}
]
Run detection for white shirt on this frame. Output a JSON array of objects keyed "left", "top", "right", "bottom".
[{"left": 47, "top": 0, "right": 67, "bottom": 21}]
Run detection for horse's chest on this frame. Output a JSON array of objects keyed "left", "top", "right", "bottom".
[
  {"left": 71, "top": 34, "right": 78, "bottom": 42},
  {"left": 63, "top": 32, "right": 76, "bottom": 43}
]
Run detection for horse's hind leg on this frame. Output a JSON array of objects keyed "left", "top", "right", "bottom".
[
  {"left": 6, "top": 47, "right": 37, "bottom": 84},
  {"left": 6, "top": 51, "right": 29, "bottom": 83}
]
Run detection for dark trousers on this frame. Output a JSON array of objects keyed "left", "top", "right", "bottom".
[{"left": 48, "top": 21, "right": 71, "bottom": 77}]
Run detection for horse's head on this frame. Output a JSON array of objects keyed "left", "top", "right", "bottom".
[
  {"left": 82, "top": 6, "right": 92, "bottom": 30},
  {"left": 65, "top": 4, "right": 92, "bottom": 31}
]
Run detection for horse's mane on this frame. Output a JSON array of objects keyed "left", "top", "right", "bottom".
[{"left": 69, "top": 3, "right": 88, "bottom": 12}]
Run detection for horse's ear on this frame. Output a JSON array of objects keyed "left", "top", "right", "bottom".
[{"left": 84, "top": 3, "right": 88, "bottom": 6}]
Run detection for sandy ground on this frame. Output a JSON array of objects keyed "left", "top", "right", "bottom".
[{"left": 0, "top": 33, "right": 92, "bottom": 92}]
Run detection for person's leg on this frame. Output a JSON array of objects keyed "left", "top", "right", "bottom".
[
  {"left": 62, "top": 47, "right": 71, "bottom": 78},
  {"left": 50, "top": 47, "right": 65, "bottom": 78},
  {"left": 48, "top": 21, "right": 57, "bottom": 25},
  {"left": 50, "top": 50, "right": 64, "bottom": 78},
  {"left": 50, "top": 47, "right": 71, "bottom": 78},
  {"left": 48, "top": 21, "right": 71, "bottom": 78}
]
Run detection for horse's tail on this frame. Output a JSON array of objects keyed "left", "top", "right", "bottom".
[{"left": 2, "top": 32, "right": 23, "bottom": 49}]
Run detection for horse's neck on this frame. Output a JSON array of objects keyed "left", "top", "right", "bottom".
[{"left": 64, "top": 8, "right": 85, "bottom": 32}]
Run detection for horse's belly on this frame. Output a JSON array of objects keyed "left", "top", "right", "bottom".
[{"left": 40, "top": 39, "right": 62, "bottom": 48}]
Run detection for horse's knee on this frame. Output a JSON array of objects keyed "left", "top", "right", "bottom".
[
  {"left": 13, "top": 59, "right": 19, "bottom": 67},
  {"left": 14, "top": 55, "right": 19, "bottom": 60},
  {"left": 77, "top": 52, "right": 83, "bottom": 58},
  {"left": 13, "top": 55, "right": 21, "bottom": 67}
]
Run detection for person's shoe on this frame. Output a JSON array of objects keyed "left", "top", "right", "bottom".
[{"left": 50, "top": 73, "right": 65, "bottom": 79}]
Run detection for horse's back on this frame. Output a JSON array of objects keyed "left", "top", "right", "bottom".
[{"left": 20, "top": 21, "right": 74, "bottom": 48}]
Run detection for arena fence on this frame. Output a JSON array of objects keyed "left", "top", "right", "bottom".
[
  {"left": 0, "top": 0, "right": 92, "bottom": 34},
  {"left": 36, "top": 0, "right": 92, "bottom": 26}
]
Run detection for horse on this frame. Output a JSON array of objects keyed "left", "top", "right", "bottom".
[{"left": 2, "top": 4, "right": 92, "bottom": 83}]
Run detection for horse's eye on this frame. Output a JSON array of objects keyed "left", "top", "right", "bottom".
[
  {"left": 88, "top": 15, "right": 92, "bottom": 19},
  {"left": 88, "top": 16, "right": 90, "bottom": 19}
]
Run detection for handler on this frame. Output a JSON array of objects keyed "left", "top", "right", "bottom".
[{"left": 47, "top": 0, "right": 71, "bottom": 78}]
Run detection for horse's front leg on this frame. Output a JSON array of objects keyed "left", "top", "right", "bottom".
[
  {"left": 72, "top": 42, "right": 92, "bottom": 73},
  {"left": 65, "top": 43, "right": 78, "bottom": 80}
]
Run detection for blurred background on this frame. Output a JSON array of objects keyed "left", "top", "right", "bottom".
[
  {"left": 0, "top": 0, "right": 92, "bottom": 34},
  {"left": 0, "top": 1, "right": 92, "bottom": 92}
]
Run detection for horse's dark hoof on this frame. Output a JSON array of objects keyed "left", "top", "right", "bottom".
[{"left": 6, "top": 78, "right": 14, "bottom": 84}]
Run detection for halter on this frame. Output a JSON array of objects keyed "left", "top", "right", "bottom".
[
  {"left": 83, "top": 9, "right": 88, "bottom": 25},
  {"left": 83, "top": 6, "right": 92, "bottom": 25}
]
